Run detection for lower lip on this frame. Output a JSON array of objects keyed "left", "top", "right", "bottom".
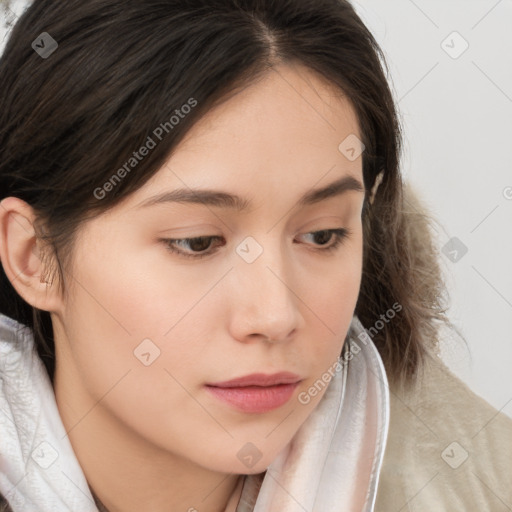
[{"left": 205, "top": 382, "right": 300, "bottom": 413}]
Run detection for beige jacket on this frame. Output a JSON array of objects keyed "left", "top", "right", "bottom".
[{"left": 375, "top": 353, "right": 512, "bottom": 511}]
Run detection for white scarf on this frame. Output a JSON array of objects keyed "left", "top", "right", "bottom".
[{"left": 0, "top": 313, "right": 389, "bottom": 512}]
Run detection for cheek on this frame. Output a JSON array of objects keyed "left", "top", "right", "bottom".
[
  {"left": 300, "top": 241, "right": 363, "bottom": 367},
  {"left": 58, "top": 246, "right": 215, "bottom": 451},
  {"left": 61, "top": 235, "right": 222, "bottom": 400},
  {"left": 307, "top": 236, "right": 363, "bottom": 326},
  {"left": 68, "top": 231, "right": 210, "bottom": 339}
]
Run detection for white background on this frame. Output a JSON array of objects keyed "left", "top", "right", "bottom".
[
  {"left": 352, "top": 0, "right": 512, "bottom": 418},
  {"left": 1, "top": 0, "right": 511, "bottom": 417}
]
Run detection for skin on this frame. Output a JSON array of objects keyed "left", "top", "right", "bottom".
[{"left": 0, "top": 62, "right": 366, "bottom": 512}]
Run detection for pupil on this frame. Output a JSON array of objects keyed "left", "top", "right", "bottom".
[
  {"left": 190, "top": 237, "right": 211, "bottom": 252},
  {"left": 315, "top": 230, "right": 331, "bottom": 245}
]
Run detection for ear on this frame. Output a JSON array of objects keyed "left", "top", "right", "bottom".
[{"left": 0, "top": 197, "right": 63, "bottom": 313}]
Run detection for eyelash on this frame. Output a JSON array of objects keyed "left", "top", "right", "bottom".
[{"left": 160, "top": 228, "right": 351, "bottom": 260}]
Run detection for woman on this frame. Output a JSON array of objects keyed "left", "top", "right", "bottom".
[{"left": 0, "top": 1, "right": 510, "bottom": 511}]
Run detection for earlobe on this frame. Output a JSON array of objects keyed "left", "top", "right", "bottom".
[{"left": 0, "top": 197, "right": 62, "bottom": 312}]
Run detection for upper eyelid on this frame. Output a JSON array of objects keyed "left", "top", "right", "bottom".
[{"left": 165, "top": 228, "right": 345, "bottom": 243}]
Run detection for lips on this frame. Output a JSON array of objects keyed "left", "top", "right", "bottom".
[
  {"left": 205, "top": 372, "right": 302, "bottom": 413},
  {"left": 207, "top": 372, "right": 302, "bottom": 388}
]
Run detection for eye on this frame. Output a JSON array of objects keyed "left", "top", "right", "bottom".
[
  {"left": 297, "top": 228, "right": 351, "bottom": 253},
  {"left": 160, "top": 228, "right": 351, "bottom": 260},
  {"left": 161, "top": 235, "right": 225, "bottom": 259}
]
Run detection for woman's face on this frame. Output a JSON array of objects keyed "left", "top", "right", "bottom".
[{"left": 52, "top": 63, "right": 366, "bottom": 475}]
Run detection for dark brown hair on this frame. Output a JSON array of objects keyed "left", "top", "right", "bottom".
[{"left": 0, "top": 0, "right": 458, "bottom": 395}]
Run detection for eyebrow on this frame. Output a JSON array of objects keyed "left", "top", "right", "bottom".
[{"left": 137, "top": 174, "right": 364, "bottom": 211}]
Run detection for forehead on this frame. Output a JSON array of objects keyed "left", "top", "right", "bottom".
[
  {"left": 179, "top": 62, "right": 361, "bottom": 150},
  {"left": 124, "top": 62, "right": 364, "bottom": 211}
]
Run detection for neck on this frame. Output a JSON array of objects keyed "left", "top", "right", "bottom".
[{"left": 90, "top": 475, "right": 246, "bottom": 512}]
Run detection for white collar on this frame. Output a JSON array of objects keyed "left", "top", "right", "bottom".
[{"left": 0, "top": 314, "right": 389, "bottom": 512}]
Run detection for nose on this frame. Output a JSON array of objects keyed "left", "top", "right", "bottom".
[{"left": 227, "top": 237, "right": 305, "bottom": 344}]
